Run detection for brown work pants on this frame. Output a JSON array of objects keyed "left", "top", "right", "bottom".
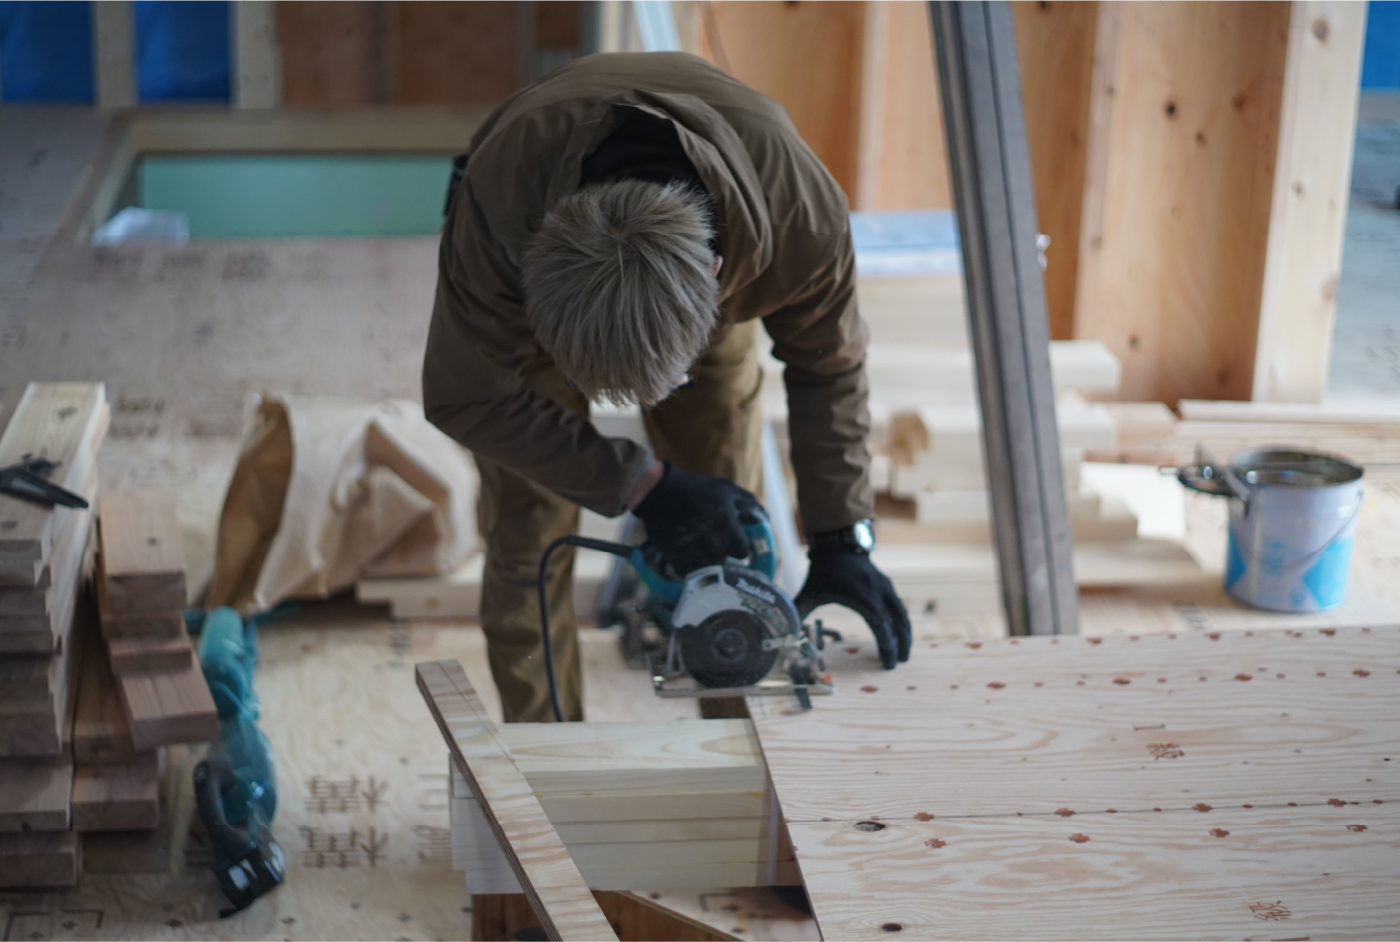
[{"left": 475, "top": 320, "right": 766, "bottom": 722}]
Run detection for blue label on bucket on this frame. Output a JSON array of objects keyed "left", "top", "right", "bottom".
[
  {"left": 1225, "top": 535, "right": 1247, "bottom": 592},
  {"left": 1303, "top": 534, "right": 1354, "bottom": 609}
]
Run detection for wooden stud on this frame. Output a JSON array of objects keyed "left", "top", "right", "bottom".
[
  {"left": 72, "top": 752, "right": 160, "bottom": 832},
  {"left": 416, "top": 660, "right": 617, "bottom": 942},
  {"left": 73, "top": 616, "right": 139, "bottom": 766},
  {"left": 106, "top": 634, "right": 193, "bottom": 675},
  {"left": 1252, "top": 1, "right": 1367, "bottom": 403},
  {"left": 116, "top": 656, "right": 219, "bottom": 751},
  {"left": 96, "top": 490, "right": 187, "bottom": 615},
  {"left": 0, "top": 758, "right": 73, "bottom": 832},
  {"left": 0, "top": 828, "right": 79, "bottom": 889}
]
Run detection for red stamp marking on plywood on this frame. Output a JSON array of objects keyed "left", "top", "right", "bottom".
[
  {"left": 861, "top": 685, "right": 878, "bottom": 693},
  {"left": 924, "top": 838, "right": 946, "bottom": 849},
  {"left": 1210, "top": 828, "right": 1229, "bottom": 838},
  {"left": 1068, "top": 833, "right": 1089, "bottom": 843},
  {"left": 1317, "top": 671, "right": 1327, "bottom": 677},
  {"left": 1249, "top": 901, "right": 1291, "bottom": 921},
  {"left": 987, "top": 682, "right": 1005, "bottom": 689},
  {"left": 1113, "top": 677, "right": 1131, "bottom": 685},
  {"left": 1033, "top": 681, "right": 1044, "bottom": 687},
  {"left": 846, "top": 646, "right": 860, "bottom": 654},
  {"left": 1319, "top": 628, "right": 1336, "bottom": 636},
  {"left": 1193, "top": 803, "right": 1213, "bottom": 812},
  {"left": 1234, "top": 673, "right": 1253, "bottom": 681},
  {"left": 1055, "top": 808, "right": 1075, "bottom": 817},
  {"left": 914, "top": 812, "right": 934, "bottom": 821},
  {"left": 1354, "top": 669, "right": 1371, "bottom": 677},
  {"left": 965, "top": 642, "right": 982, "bottom": 649},
  {"left": 1087, "top": 637, "right": 1103, "bottom": 645},
  {"left": 1347, "top": 824, "right": 1368, "bottom": 832},
  {"left": 906, "top": 685, "right": 917, "bottom": 691},
  {"left": 1207, "top": 633, "right": 1221, "bottom": 640},
  {"left": 1327, "top": 798, "right": 1346, "bottom": 807},
  {"left": 1148, "top": 743, "right": 1184, "bottom": 759}
]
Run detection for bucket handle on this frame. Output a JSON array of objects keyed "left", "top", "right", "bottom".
[{"left": 1178, "top": 445, "right": 1251, "bottom": 508}]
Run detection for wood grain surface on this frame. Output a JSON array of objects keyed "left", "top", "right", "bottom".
[
  {"left": 749, "top": 626, "right": 1399, "bottom": 939},
  {"left": 106, "top": 634, "right": 193, "bottom": 675},
  {"left": 417, "top": 659, "right": 617, "bottom": 941},
  {"left": 0, "top": 757, "right": 72, "bottom": 832},
  {"left": 72, "top": 752, "right": 161, "bottom": 832},
  {"left": 116, "top": 649, "right": 218, "bottom": 751},
  {"left": 96, "top": 490, "right": 187, "bottom": 612}
]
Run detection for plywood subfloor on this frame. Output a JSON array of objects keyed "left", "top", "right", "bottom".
[{"left": 747, "top": 626, "right": 1400, "bottom": 940}]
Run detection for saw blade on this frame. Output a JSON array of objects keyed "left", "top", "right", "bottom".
[{"left": 678, "top": 608, "right": 779, "bottom": 688}]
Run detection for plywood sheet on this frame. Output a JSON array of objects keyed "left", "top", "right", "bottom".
[{"left": 748, "top": 626, "right": 1399, "bottom": 939}]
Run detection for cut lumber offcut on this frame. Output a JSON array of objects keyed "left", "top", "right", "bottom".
[
  {"left": 72, "top": 591, "right": 138, "bottom": 765},
  {"left": 0, "top": 383, "right": 107, "bottom": 575},
  {"left": 0, "top": 600, "right": 84, "bottom": 758},
  {"left": 0, "top": 757, "right": 73, "bottom": 832},
  {"left": 0, "top": 462, "right": 100, "bottom": 623},
  {"left": 117, "top": 651, "right": 218, "bottom": 750},
  {"left": 96, "top": 490, "right": 187, "bottom": 614},
  {"left": 82, "top": 743, "right": 187, "bottom": 873},
  {"left": 0, "top": 828, "right": 79, "bottom": 888},
  {"left": 106, "top": 634, "right": 192, "bottom": 674},
  {"left": 861, "top": 339, "right": 1121, "bottom": 403},
  {"left": 96, "top": 603, "right": 186, "bottom": 640},
  {"left": 416, "top": 660, "right": 617, "bottom": 942},
  {"left": 0, "top": 465, "right": 98, "bottom": 654},
  {"left": 1084, "top": 401, "right": 1179, "bottom": 464},
  {"left": 72, "top": 752, "right": 160, "bottom": 831},
  {"left": 0, "top": 651, "right": 65, "bottom": 708}
]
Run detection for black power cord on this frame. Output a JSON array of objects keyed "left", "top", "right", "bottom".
[{"left": 537, "top": 535, "right": 634, "bottom": 722}]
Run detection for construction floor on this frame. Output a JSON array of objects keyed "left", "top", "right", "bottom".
[{"left": 0, "top": 97, "right": 1397, "bottom": 939}]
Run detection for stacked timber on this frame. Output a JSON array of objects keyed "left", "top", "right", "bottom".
[
  {"left": 95, "top": 490, "right": 216, "bottom": 751},
  {"left": 0, "top": 383, "right": 108, "bottom": 889}
]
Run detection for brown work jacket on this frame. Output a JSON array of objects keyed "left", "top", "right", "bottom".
[{"left": 422, "top": 52, "right": 872, "bottom": 534}]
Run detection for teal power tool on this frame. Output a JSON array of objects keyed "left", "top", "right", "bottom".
[
  {"left": 192, "top": 606, "right": 285, "bottom": 917},
  {"left": 537, "top": 506, "right": 831, "bottom": 721}
]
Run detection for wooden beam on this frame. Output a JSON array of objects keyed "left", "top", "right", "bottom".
[
  {"left": 92, "top": 0, "right": 135, "bottom": 109},
  {"left": 115, "top": 649, "right": 218, "bottom": 751},
  {"left": 1252, "top": 1, "right": 1367, "bottom": 403},
  {"left": 930, "top": 0, "right": 1079, "bottom": 635},
  {"left": 233, "top": 0, "right": 281, "bottom": 109},
  {"left": 1073, "top": 1, "right": 1291, "bottom": 403},
  {"left": 416, "top": 660, "right": 618, "bottom": 942},
  {"left": 1011, "top": 0, "right": 1098, "bottom": 341},
  {"left": 97, "top": 490, "right": 187, "bottom": 615}
]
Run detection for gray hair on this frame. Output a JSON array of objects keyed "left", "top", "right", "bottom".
[{"left": 523, "top": 179, "right": 719, "bottom": 406}]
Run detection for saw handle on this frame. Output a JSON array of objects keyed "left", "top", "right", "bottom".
[{"left": 630, "top": 511, "right": 778, "bottom": 605}]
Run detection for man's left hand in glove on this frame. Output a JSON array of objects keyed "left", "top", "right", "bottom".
[{"left": 794, "top": 521, "right": 911, "bottom": 670}]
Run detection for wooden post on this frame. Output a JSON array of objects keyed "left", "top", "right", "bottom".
[
  {"left": 92, "top": 0, "right": 135, "bottom": 109},
  {"left": 233, "top": 0, "right": 280, "bottom": 109},
  {"left": 1252, "top": 1, "right": 1367, "bottom": 403},
  {"left": 928, "top": 1, "right": 1079, "bottom": 636}
]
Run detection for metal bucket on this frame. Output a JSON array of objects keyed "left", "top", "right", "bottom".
[{"left": 1179, "top": 448, "right": 1364, "bottom": 613}]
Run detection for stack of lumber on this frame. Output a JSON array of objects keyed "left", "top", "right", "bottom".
[
  {"left": 94, "top": 490, "right": 216, "bottom": 752},
  {"left": 1174, "top": 399, "right": 1400, "bottom": 467},
  {"left": 0, "top": 383, "right": 108, "bottom": 889}
]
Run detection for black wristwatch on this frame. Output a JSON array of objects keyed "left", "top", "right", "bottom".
[{"left": 809, "top": 518, "right": 876, "bottom": 555}]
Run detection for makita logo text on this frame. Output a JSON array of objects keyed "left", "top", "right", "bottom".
[{"left": 735, "top": 577, "right": 776, "bottom": 604}]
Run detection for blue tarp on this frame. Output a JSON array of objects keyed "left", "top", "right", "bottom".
[
  {"left": 0, "top": 1, "right": 94, "bottom": 102},
  {"left": 1362, "top": 0, "right": 1400, "bottom": 88},
  {"left": 134, "top": 0, "right": 230, "bottom": 102}
]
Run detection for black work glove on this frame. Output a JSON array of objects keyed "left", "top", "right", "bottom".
[
  {"left": 633, "top": 461, "right": 765, "bottom": 575},
  {"left": 796, "top": 548, "right": 911, "bottom": 669}
]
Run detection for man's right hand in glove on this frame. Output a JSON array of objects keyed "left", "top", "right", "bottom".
[{"left": 629, "top": 459, "right": 764, "bottom": 575}]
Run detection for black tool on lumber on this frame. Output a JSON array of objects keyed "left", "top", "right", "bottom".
[{"left": 0, "top": 458, "right": 90, "bottom": 509}]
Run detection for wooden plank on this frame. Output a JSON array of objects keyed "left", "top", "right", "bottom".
[
  {"left": 233, "top": 0, "right": 280, "bottom": 108},
  {"left": 96, "top": 489, "right": 187, "bottom": 615},
  {"left": 0, "top": 652, "right": 62, "bottom": 705},
  {"left": 1177, "top": 399, "right": 1400, "bottom": 425},
  {"left": 746, "top": 625, "right": 1400, "bottom": 939},
  {"left": 1252, "top": 2, "right": 1366, "bottom": 403},
  {"left": 0, "top": 594, "right": 84, "bottom": 758},
  {"left": 415, "top": 660, "right": 617, "bottom": 942},
  {"left": 116, "top": 654, "right": 218, "bottom": 751},
  {"left": 789, "top": 810, "right": 1400, "bottom": 940},
  {"left": 1073, "top": 2, "right": 1291, "bottom": 403},
  {"left": 96, "top": 603, "right": 186, "bottom": 640},
  {"left": 0, "top": 465, "right": 97, "bottom": 654},
  {"left": 1012, "top": 0, "right": 1100, "bottom": 341},
  {"left": 0, "top": 757, "right": 73, "bottom": 832},
  {"left": 72, "top": 752, "right": 160, "bottom": 832},
  {"left": 1173, "top": 420, "right": 1400, "bottom": 466},
  {"left": 697, "top": 1, "right": 866, "bottom": 202},
  {"left": 72, "top": 616, "right": 139, "bottom": 766},
  {"left": 0, "top": 828, "right": 79, "bottom": 889},
  {"left": 106, "top": 634, "right": 192, "bottom": 675},
  {"left": 0, "top": 383, "right": 106, "bottom": 567},
  {"left": 92, "top": 0, "right": 135, "bottom": 109}
]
